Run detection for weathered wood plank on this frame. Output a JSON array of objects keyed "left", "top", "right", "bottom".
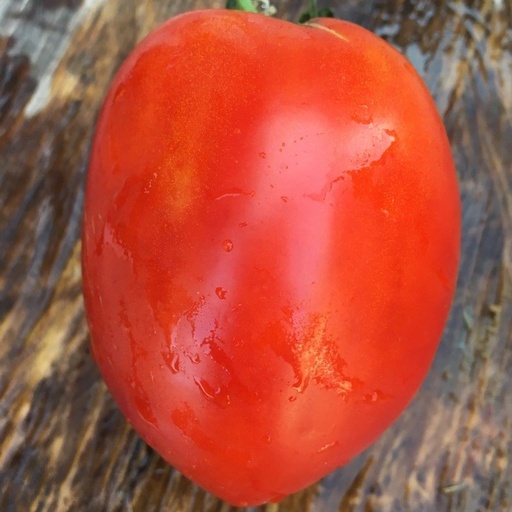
[{"left": 0, "top": 0, "right": 511, "bottom": 511}]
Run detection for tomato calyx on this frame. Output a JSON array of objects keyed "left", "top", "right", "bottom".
[
  {"left": 225, "top": 0, "right": 257, "bottom": 13},
  {"left": 298, "top": 0, "right": 334, "bottom": 23},
  {"left": 226, "top": 0, "right": 333, "bottom": 23},
  {"left": 226, "top": 0, "right": 276, "bottom": 16}
]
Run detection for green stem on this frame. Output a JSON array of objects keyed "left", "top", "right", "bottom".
[
  {"left": 307, "top": 0, "right": 319, "bottom": 18},
  {"left": 226, "top": 0, "right": 258, "bottom": 13},
  {"left": 298, "top": 0, "right": 334, "bottom": 24}
]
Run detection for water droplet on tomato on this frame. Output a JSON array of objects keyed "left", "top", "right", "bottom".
[
  {"left": 364, "top": 389, "right": 387, "bottom": 403},
  {"left": 135, "top": 395, "right": 158, "bottom": 428},
  {"left": 215, "top": 188, "right": 255, "bottom": 200},
  {"left": 222, "top": 239, "right": 233, "bottom": 252},
  {"left": 188, "top": 353, "right": 201, "bottom": 364},
  {"left": 317, "top": 441, "right": 339, "bottom": 453},
  {"left": 293, "top": 374, "right": 310, "bottom": 393},
  {"left": 169, "top": 355, "right": 180, "bottom": 373},
  {"left": 162, "top": 350, "right": 180, "bottom": 373},
  {"left": 215, "top": 287, "right": 228, "bottom": 299},
  {"left": 194, "top": 378, "right": 231, "bottom": 407},
  {"left": 195, "top": 377, "right": 214, "bottom": 398}
]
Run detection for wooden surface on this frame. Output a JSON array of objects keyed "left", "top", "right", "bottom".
[{"left": 1, "top": 0, "right": 511, "bottom": 511}]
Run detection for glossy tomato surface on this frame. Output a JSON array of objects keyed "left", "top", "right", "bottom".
[{"left": 82, "top": 9, "right": 460, "bottom": 506}]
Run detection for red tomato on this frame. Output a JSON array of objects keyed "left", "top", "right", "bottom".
[{"left": 82, "top": 9, "right": 460, "bottom": 506}]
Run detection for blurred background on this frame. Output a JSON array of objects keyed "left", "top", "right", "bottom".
[{"left": 0, "top": 1, "right": 511, "bottom": 511}]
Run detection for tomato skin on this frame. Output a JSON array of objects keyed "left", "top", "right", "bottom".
[{"left": 82, "top": 9, "right": 460, "bottom": 506}]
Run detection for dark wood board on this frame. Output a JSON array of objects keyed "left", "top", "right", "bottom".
[{"left": 0, "top": 0, "right": 511, "bottom": 511}]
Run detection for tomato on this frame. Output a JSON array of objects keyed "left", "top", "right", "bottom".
[{"left": 82, "top": 9, "right": 460, "bottom": 506}]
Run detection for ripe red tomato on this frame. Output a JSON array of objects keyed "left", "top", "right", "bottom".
[{"left": 82, "top": 9, "right": 460, "bottom": 506}]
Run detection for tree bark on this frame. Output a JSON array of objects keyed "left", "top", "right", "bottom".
[{"left": 0, "top": 0, "right": 511, "bottom": 511}]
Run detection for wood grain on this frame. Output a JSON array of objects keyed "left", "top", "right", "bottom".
[{"left": 0, "top": 0, "right": 511, "bottom": 511}]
